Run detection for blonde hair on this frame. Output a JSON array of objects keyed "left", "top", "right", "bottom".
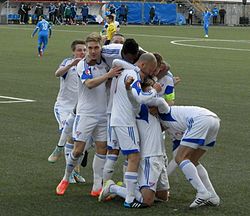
[{"left": 86, "top": 32, "right": 102, "bottom": 45}]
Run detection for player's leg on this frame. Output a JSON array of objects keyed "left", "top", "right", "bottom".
[
  {"left": 48, "top": 108, "right": 70, "bottom": 162},
  {"left": 91, "top": 141, "right": 107, "bottom": 196},
  {"left": 37, "top": 35, "right": 43, "bottom": 56},
  {"left": 115, "top": 126, "right": 142, "bottom": 207},
  {"left": 103, "top": 117, "right": 119, "bottom": 183},
  {"left": 204, "top": 23, "right": 209, "bottom": 37},
  {"left": 167, "top": 140, "right": 180, "bottom": 176},
  {"left": 91, "top": 118, "right": 108, "bottom": 196},
  {"left": 192, "top": 116, "right": 220, "bottom": 206}
]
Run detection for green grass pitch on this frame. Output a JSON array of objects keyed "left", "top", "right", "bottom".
[{"left": 0, "top": 24, "right": 250, "bottom": 216}]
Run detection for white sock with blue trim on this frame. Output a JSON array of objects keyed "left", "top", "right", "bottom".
[
  {"left": 63, "top": 152, "right": 78, "bottom": 181},
  {"left": 179, "top": 160, "right": 207, "bottom": 194},
  {"left": 123, "top": 160, "right": 128, "bottom": 186},
  {"left": 103, "top": 154, "right": 118, "bottom": 183},
  {"left": 124, "top": 171, "right": 138, "bottom": 203},
  {"left": 197, "top": 164, "right": 218, "bottom": 197},
  {"left": 92, "top": 153, "right": 106, "bottom": 191},
  {"left": 110, "top": 184, "right": 143, "bottom": 203}
]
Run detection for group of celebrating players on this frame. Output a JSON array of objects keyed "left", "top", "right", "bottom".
[{"left": 47, "top": 31, "right": 221, "bottom": 209}]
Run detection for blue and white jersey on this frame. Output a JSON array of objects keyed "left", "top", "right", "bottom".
[
  {"left": 101, "top": 43, "right": 123, "bottom": 68},
  {"left": 110, "top": 66, "right": 157, "bottom": 127},
  {"left": 36, "top": 19, "right": 51, "bottom": 35},
  {"left": 149, "top": 97, "right": 218, "bottom": 140},
  {"left": 136, "top": 104, "right": 164, "bottom": 157},
  {"left": 76, "top": 58, "right": 109, "bottom": 116},
  {"left": 55, "top": 58, "right": 78, "bottom": 112},
  {"left": 158, "top": 71, "right": 175, "bottom": 101},
  {"left": 107, "top": 59, "right": 137, "bottom": 114},
  {"left": 203, "top": 11, "right": 213, "bottom": 24}
]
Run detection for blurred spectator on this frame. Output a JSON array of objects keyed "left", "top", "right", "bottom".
[
  {"left": 212, "top": 6, "right": 219, "bottom": 24},
  {"left": 188, "top": 7, "right": 194, "bottom": 25},
  {"left": 48, "top": 3, "right": 56, "bottom": 23},
  {"left": 219, "top": 6, "right": 226, "bottom": 24},
  {"left": 149, "top": 6, "right": 155, "bottom": 24},
  {"left": 58, "top": 2, "right": 65, "bottom": 23},
  {"left": 64, "top": 3, "right": 71, "bottom": 25},
  {"left": 71, "top": 3, "right": 77, "bottom": 25},
  {"left": 18, "top": 2, "right": 26, "bottom": 24},
  {"left": 24, "top": 3, "right": 31, "bottom": 24},
  {"left": 81, "top": 4, "right": 89, "bottom": 25},
  {"left": 117, "top": 4, "right": 127, "bottom": 25},
  {"left": 34, "top": 3, "right": 43, "bottom": 24}
]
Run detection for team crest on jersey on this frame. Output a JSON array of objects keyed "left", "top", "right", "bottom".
[
  {"left": 137, "top": 81, "right": 141, "bottom": 89},
  {"left": 85, "top": 68, "right": 91, "bottom": 75}
]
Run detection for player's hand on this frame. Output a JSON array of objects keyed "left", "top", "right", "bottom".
[
  {"left": 70, "top": 58, "right": 82, "bottom": 67},
  {"left": 174, "top": 76, "right": 181, "bottom": 85},
  {"left": 107, "top": 66, "right": 123, "bottom": 78},
  {"left": 125, "top": 76, "right": 134, "bottom": 90},
  {"left": 149, "top": 106, "right": 158, "bottom": 117},
  {"left": 152, "top": 82, "right": 162, "bottom": 93}
]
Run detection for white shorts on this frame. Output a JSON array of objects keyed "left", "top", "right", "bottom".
[
  {"left": 107, "top": 114, "right": 119, "bottom": 150},
  {"left": 54, "top": 107, "right": 71, "bottom": 131},
  {"left": 181, "top": 115, "right": 220, "bottom": 149},
  {"left": 138, "top": 156, "right": 170, "bottom": 192},
  {"left": 113, "top": 126, "right": 140, "bottom": 155},
  {"left": 73, "top": 114, "right": 107, "bottom": 143}
]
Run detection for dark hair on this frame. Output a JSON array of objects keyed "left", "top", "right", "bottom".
[
  {"left": 71, "top": 40, "right": 86, "bottom": 51},
  {"left": 121, "top": 38, "right": 139, "bottom": 55},
  {"left": 107, "top": 14, "right": 114, "bottom": 21},
  {"left": 153, "top": 52, "right": 163, "bottom": 67}
]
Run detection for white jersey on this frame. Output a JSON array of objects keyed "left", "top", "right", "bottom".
[
  {"left": 101, "top": 43, "right": 123, "bottom": 68},
  {"left": 54, "top": 58, "right": 78, "bottom": 112},
  {"left": 110, "top": 65, "right": 157, "bottom": 127},
  {"left": 136, "top": 104, "right": 164, "bottom": 157},
  {"left": 107, "top": 59, "right": 137, "bottom": 114},
  {"left": 151, "top": 97, "right": 218, "bottom": 139},
  {"left": 157, "top": 71, "right": 175, "bottom": 101},
  {"left": 76, "top": 59, "right": 109, "bottom": 116}
]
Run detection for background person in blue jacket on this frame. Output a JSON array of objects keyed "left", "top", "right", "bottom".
[
  {"left": 31, "top": 15, "right": 52, "bottom": 57},
  {"left": 202, "top": 8, "right": 213, "bottom": 38},
  {"left": 212, "top": 6, "right": 219, "bottom": 25}
]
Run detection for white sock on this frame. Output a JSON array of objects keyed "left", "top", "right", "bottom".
[
  {"left": 167, "top": 159, "right": 178, "bottom": 176},
  {"left": 92, "top": 153, "right": 106, "bottom": 191},
  {"left": 103, "top": 154, "right": 118, "bottom": 183},
  {"left": 63, "top": 152, "right": 79, "bottom": 181},
  {"left": 64, "top": 143, "right": 74, "bottom": 160},
  {"left": 179, "top": 160, "right": 208, "bottom": 194},
  {"left": 197, "top": 164, "right": 218, "bottom": 197},
  {"left": 124, "top": 171, "right": 138, "bottom": 203},
  {"left": 57, "top": 113, "right": 75, "bottom": 147},
  {"left": 123, "top": 160, "right": 128, "bottom": 185},
  {"left": 110, "top": 185, "right": 143, "bottom": 203}
]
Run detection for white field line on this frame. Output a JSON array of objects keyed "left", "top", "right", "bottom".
[
  {"left": 1, "top": 25, "right": 250, "bottom": 52},
  {"left": 0, "top": 95, "right": 35, "bottom": 104},
  {"left": 170, "top": 39, "right": 250, "bottom": 52}
]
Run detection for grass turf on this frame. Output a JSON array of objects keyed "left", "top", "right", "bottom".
[{"left": 0, "top": 24, "right": 250, "bottom": 216}]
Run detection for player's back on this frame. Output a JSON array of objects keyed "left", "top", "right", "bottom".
[
  {"left": 37, "top": 19, "right": 50, "bottom": 35},
  {"left": 158, "top": 72, "right": 175, "bottom": 99},
  {"left": 159, "top": 104, "right": 218, "bottom": 134},
  {"left": 101, "top": 43, "right": 123, "bottom": 68},
  {"left": 203, "top": 12, "right": 212, "bottom": 23},
  {"left": 110, "top": 68, "right": 140, "bottom": 127},
  {"left": 136, "top": 104, "right": 164, "bottom": 157}
]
